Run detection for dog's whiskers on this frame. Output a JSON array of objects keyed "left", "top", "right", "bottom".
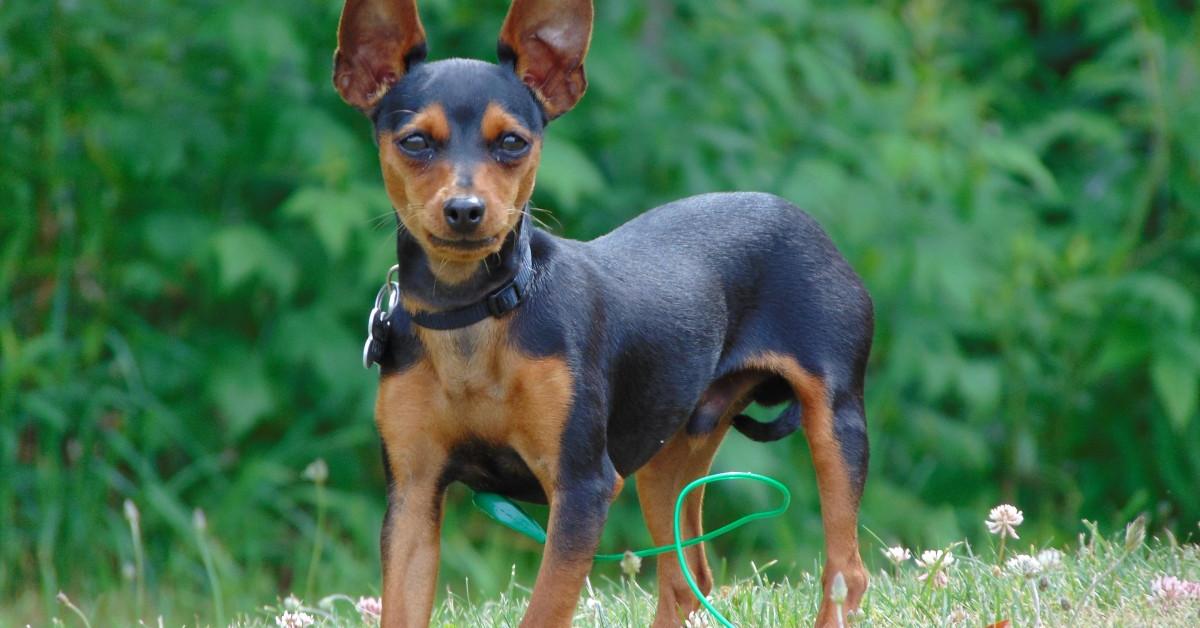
[
  {"left": 524, "top": 204, "right": 557, "bottom": 231},
  {"left": 368, "top": 210, "right": 399, "bottom": 231}
]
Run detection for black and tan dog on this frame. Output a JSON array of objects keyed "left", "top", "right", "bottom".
[{"left": 333, "top": 0, "right": 873, "bottom": 625}]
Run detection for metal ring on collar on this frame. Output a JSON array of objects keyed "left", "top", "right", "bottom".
[{"left": 373, "top": 266, "right": 401, "bottom": 319}]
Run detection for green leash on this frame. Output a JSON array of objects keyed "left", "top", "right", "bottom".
[{"left": 472, "top": 471, "right": 791, "bottom": 628}]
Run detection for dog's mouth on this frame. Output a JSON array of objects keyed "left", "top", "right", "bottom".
[{"left": 426, "top": 232, "right": 500, "bottom": 252}]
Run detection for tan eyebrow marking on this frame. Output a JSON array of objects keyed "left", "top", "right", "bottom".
[
  {"left": 481, "top": 101, "right": 530, "bottom": 142},
  {"left": 396, "top": 103, "right": 450, "bottom": 142}
]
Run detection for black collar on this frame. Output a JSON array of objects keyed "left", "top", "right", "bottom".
[{"left": 398, "top": 211, "right": 535, "bottom": 331}]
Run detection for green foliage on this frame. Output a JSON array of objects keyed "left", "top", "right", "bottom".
[{"left": 2, "top": 0, "right": 1199, "bottom": 622}]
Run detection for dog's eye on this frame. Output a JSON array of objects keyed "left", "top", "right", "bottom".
[
  {"left": 498, "top": 133, "right": 528, "bottom": 154},
  {"left": 397, "top": 133, "right": 432, "bottom": 155}
]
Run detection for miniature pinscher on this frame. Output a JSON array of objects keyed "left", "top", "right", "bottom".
[{"left": 333, "top": 1, "right": 873, "bottom": 625}]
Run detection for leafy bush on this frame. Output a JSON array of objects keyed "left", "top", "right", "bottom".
[{"left": 2, "top": 0, "right": 1197, "bottom": 620}]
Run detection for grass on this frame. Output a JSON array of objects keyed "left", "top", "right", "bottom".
[{"left": 22, "top": 517, "right": 1200, "bottom": 627}]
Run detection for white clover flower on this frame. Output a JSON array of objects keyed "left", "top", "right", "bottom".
[
  {"left": 914, "top": 547, "right": 954, "bottom": 589},
  {"left": 986, "top": 504, "right": 1023, "bottom": 539},
  {"left": 684, "top": 610, "right": 714, "bottom": 627},
  {"left": 1149, "top": 575, "right": 1200, "bottom": 604},
  {"left": 915, "top": 549, "right": 955, "bottom": 570},
  {"left": 275, "top": 611, "right": 315, "bottom": 628},
  {"left": 620, "top": 550, "right": 642, "bottom": 578},
  {"left": 356, "top": 596, "right": 382, "bottom": 623},
  {"left": 1035, "top": 548, "right": 1063, "bottom": 569},
  {"left": 881, "top": 546, "right": 911, "bottom": 566},
  {"left": 1006, "top": 554, "right": 1041, "bottom": 579}
]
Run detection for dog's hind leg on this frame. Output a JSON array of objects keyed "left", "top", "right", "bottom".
[
  {"left": 768, "top": 356, "right": 869, "bottom": 627},
  {"left": 812, "top": 393, "right": 869, "bottom": 625},
  {"left": 638, "top": 371, "right": 780, "bottom": 626},
  {"left": 637, "top": 424, "right": 733, "bottom": 627}
]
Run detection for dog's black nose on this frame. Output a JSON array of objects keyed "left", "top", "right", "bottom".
[{"left": 443, "top": 196, "right": 486, "bottom": 234}]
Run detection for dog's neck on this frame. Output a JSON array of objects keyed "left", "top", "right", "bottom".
[{"left": 395, "top": 211, "right": 531, "bottom": 313}]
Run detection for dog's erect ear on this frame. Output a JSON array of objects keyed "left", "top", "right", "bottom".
[
  {"left": 497, "top": 0, "right": 593, "bottom": 120},
  {"left": 333, "top": 0, "right": 428, "bottom": 111}
]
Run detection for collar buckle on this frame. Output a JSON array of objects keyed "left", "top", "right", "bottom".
[{"left": 486, "top": 281, "right": 523, "bottom": 317}]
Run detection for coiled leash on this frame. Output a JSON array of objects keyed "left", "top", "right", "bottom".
[{"left": 473, "top": 473, "right": 791, "bottom": 628}]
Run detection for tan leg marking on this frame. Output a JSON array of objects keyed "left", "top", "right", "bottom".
[
  {"left": 503, "top": 354, "right": 620, "bottom": 628},
  {"left": 635, "top": 373, "right": 762, "bottom": 627},
  {"left": 743, "top": 353, "right": 867, "bottom": 627},
  {"left": 637, "top": 429, "right": 727, "bottom": 627},
  {"left": 376, "top": 365, "right": 449, "bottom": 628}
]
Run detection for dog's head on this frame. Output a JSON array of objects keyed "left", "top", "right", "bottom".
[{"left": 333, "top": 0, "right": 593, "bottom": 265}]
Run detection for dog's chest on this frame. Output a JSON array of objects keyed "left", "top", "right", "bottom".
[
  {"left": 420, "top": 325, "right": 520, "bottom": 424},
  {"left": 376, "top": 321, "right": 573, "bottom": 454}
]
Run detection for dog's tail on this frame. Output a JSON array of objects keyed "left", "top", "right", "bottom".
[{"left": 732, "top": 402, "right": 801, "bottom": 442}]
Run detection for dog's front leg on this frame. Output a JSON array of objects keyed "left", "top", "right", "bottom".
[
  {"left": 378, "top": 438, "right": 447, "bottom": 628},
  {"left": 520, "top": 472, "right": 620, "bottom": 627}
]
